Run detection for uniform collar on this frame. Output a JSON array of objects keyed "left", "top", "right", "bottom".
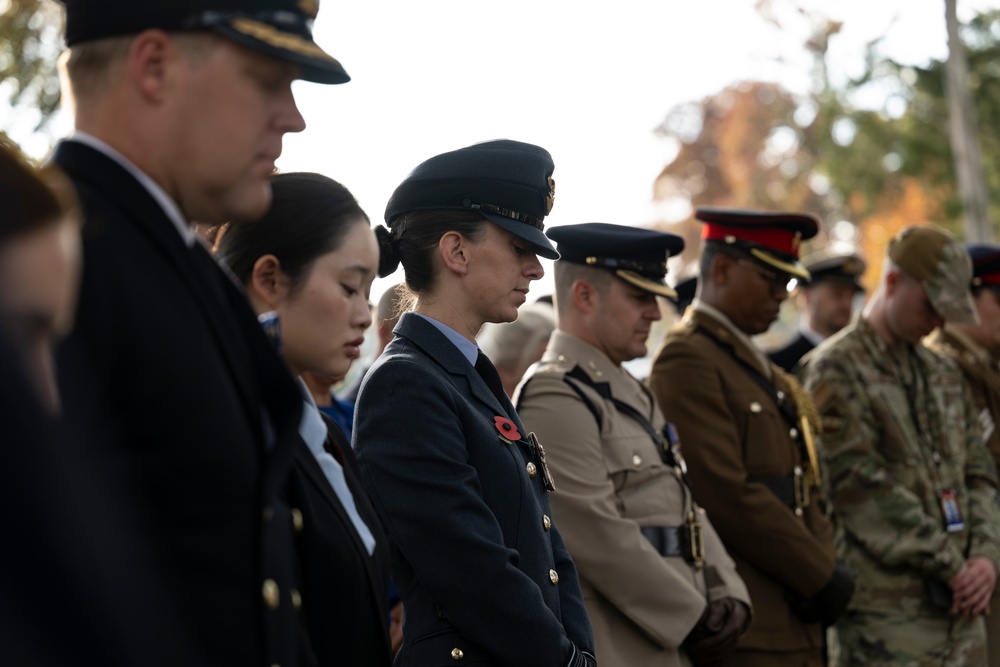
[
  {"left": 67, "top": 131, "right": 196, "bottom": 248},
  {"left": 543, "top": 330, "right": 654, "bottom": 412},
  {"left": 937, "top": 324, "right": 992, "bottom": 366},
  {"left": 691, "top": 300, "right": 773, "bottom": 378}
]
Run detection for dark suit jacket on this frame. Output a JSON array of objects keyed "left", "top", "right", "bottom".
[
  {"left": 288, "top": 413, "right": 392, "bottom": 667},
  {"left": 768, "top": 332, "right": 815, "bottom": 374},
  {"left": 52, "top": 141, "right": 309, "bottom": 666},
  {"left": 0, "top": 328, "right": 202, "bottom": 666},
  {"left": 354, "top": 313, "right": 593, "bottom": 667}
]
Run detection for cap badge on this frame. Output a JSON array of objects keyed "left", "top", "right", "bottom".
[
  {"left": 843, "top": 258, "right": 864, "bottom": 275},
  {"left": 298, "top": 0, "right": 319, "bottom": 18},
  {"left": 546, "top": 177, "right": 556, "bottom": 215}
]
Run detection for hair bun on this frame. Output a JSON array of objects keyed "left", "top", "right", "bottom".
[{"left": 375, "top": 225, "right": 401, "bottom": 277}]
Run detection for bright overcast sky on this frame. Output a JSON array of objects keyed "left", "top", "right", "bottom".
[
  {"left": 12, "top": 0, "right": 1000, "bottom": 300},
  {"left": 271, "top": 0, "right": 1000, "bottom": 298}
]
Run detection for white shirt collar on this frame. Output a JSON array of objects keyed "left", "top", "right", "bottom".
[{"left": 68, "top": 131, "right": 196, "bottom": 247}]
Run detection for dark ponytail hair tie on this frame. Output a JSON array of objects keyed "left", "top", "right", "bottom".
[{"left": 375, "top": 225, "right": 401, "bottom": 277}]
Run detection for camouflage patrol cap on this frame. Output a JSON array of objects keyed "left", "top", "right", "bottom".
[{"left": 888, "top": 226, "right": 977, "bottom": 325}]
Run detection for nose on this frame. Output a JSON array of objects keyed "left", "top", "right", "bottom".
[
  {"left": 773, "top": 280, "right": 789, "bottom": 302},
  {"left": 525, "top": 253, "right": 543, "bottom": 281},
  {"left": 356, "top": 298, "right": 374, "bottom": 329},
  {"left": 278, "top": 86, "right": 307, "bottom": 134},
  {"left": 646, "top": 299, "right": 662, "bottom": 322}
]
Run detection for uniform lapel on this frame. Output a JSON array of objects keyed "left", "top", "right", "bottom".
[
  {"left": 53, "top": 141, "right": 263, "bottom": 439},
  {"left": 394, "top": 314, "right": 515, "bottom": 420},
  {"left": 689, "top": 308, "right": 773, "bottom": 381}
]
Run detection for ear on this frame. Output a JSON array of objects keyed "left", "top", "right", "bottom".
[
  {"left": 249, "top": 254, "right": 290, "bottom": 309},
  {"left": 884, "top": 269, "right": 901, "bottom": 296},
  {"left": 127, "top": 29, "right": 175, "bottom": 105},
  {"left": 571, "top": 279, "right": 599, "bottom": 315},
  {"left": 438, "top": 231, "right": 470, "bottom": 276},
  {"left": 710, "top": 252, "right": 733, "bottom": 285}
]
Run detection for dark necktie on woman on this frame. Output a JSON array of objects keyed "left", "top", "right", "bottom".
[{"left": 474, "top": 351, "right": 507, "bottom": 406}]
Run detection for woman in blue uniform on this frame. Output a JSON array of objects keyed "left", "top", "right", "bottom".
[
  {"left": 354, "top": 140, "right": 595, "bottom": 667},
  {"left": 215, "top": 172, "right": 392, "bottom": 667}
]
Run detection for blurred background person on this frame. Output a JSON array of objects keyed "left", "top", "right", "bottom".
[
  {"left": 924, "top": 242, "right": 1000, "bottom": 667},
  {"left": 302, "top": 370, "right": 357, "bottom": 438},
  {"left": 670, "top": 276, "right": 697, "bottom": 320},
  {"left": 478, "top": 300, "right": 555, "bottom": 397},
  {"left": 216, "top": 172, "right": 392, "bottom": 667},
  {"left": 0, "top": 138, "right": 200, "bottom": 666},
  {"left": 768, "top": 250, "right": 866, "bottom": 372},
  {"left": 0, "top": 141, "right": 81, "bottom": 413},
  {"left": 355, "top": 140, "right": 595, "bottom": 667}
]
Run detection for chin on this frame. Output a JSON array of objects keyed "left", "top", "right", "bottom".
[{"left": 225, "top": 184, "right": 272, "bottom": 223}]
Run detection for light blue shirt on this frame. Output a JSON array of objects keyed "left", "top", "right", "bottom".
[
  {"left": 413, "top": 312, "right": 479, "bottom": 365},
  {"left": 298, "top": 379, "right": 376, "bottom": 556}
]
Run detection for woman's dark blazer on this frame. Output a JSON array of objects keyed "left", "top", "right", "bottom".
[
  {"left": 287, "top": 414, "right": 392, "bottom": 667},
  {"left": 354, "top": 313, "right": 594, "bottom": 667}
]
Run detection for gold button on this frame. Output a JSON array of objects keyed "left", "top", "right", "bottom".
[
  {"left": 776, "top": 391, "right": 785, "bottom": 400},
  {"left": 290, "top": 588, "right": 302, "bottom": 611},
  {"left": 526, "top": 462, "right": 537, "bottom": 477},
  {"left": 549, "top": 569, "right": 559, "bottom": 585},
  {"left": 789, "top": 428, "right": 799, "bottom": 438},
  {"left": 291, "top": 508, "right": 304, "bottom": 534},
  {"left": 558, "top": 355, "right": 567, "bottom": 362},
  {"left": 632, "top": 454, "right": 642, "bottom": 467},
  {"left": 262, "top": 579, "right": 280, "bottom": 610},
  {"left": 262, "top": 506, "right": 274, "bottom": 523},
  {"left": 451, "top": 648, "right": 464, "bottom": 660},
  {"left": 794, "top": 507, "right": 803, "bottom": 517},
  {"left": 749, "top": 402, "right": 762, "bottom": 413},
  {"left": 543, "top": 515, "right": 551, "bottom": 531}
]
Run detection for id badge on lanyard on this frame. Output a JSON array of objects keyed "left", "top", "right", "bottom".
[{"left": 937, "top": 488, "right": 966, "bottom": 533}]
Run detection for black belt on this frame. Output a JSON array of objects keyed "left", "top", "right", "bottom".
[
  {"left": 749, "top": 467, "right": 808, "bottom": 512},
  {"left": 640, "top": 526, "right": 684, "bottom": 557},
  {"left": 640, "top": 524, "right": 704, "bottom": 569}
]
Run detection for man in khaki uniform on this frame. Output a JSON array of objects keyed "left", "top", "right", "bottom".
[
  {"left": 516, "top": 223, "right": 751, "bottom": 667},
  {"left": 649, "top": 209, "right": 854, "bottom": 667},
  {"left": 807, "top": 229, "right": 1000, "bottom": 666},
  {"left": 926, "top": 243, "right": 1000, "bottom": 667}
]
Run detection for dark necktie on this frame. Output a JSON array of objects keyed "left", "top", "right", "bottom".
[{"left": 475, "top": 351, "right": 508, "bottom": 406}]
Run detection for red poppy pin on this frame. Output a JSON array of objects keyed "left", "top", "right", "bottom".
[{"left": 494, "top": 416, "right": 522, "bottom": 443}]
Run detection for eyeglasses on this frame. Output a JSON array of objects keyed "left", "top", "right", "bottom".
[{"left": 736, "top": 259, "right": 797, "bottom": 293}]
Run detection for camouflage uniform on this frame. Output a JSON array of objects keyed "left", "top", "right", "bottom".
[
  {"left": 802, "top": 318, "right": 1000, "bottom": 666},
  {"left": 926, "top": 324, "right": 1000, "bottom": 667}
]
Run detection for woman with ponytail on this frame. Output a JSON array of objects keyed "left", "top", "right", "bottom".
[
  {"left": 354, "top": 140, "right": 596, "bottom": 667},
  {"left": 215, "top": 172, "right": 392, "bottom": 667}
]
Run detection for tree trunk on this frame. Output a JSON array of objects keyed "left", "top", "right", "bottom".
[{"left": 944, "top": 0, "right": 993, "bottom": 241}]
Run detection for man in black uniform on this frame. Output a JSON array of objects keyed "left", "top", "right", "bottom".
[
  {"left": 52, "top": 1, "right": 349, "bottom": 663},
  {"left": 769, "top": 250, "right": 865, "bottom": 372}
]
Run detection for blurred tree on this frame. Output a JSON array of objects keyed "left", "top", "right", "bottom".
[
  {"left": 653, "top": 3, "right": 1000, "bottom": 285},
  {"left": 944, "top": 0, "right": 991, "bottom": 242},
  {"left": 1, "top": 0, "right": 63, "bottom": 133}
]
